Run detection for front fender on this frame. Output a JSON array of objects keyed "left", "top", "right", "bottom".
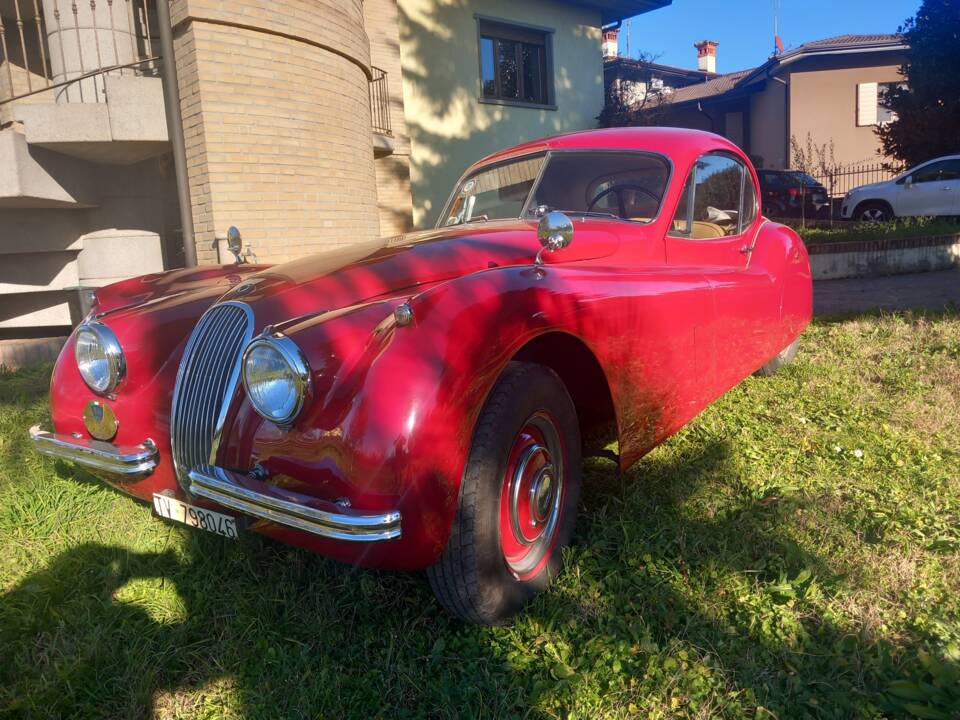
[{"left": 226, "top": 266, "right": 587, "bottom": 569}]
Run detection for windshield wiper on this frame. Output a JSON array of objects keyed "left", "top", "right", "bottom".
[{"left": 554, "top": 210, "right": 620, "bottom": 219}]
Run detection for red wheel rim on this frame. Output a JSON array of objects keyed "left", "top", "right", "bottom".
[{"left": 498, "top": 412, "right": 565, "bottom": 580}]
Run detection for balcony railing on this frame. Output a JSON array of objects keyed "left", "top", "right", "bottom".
[
  {"left": 0, "top": 0, "right": 159, "bottom": 116},
  {"left": 369, "top": 65, "right": 391, "bottom": 136}
]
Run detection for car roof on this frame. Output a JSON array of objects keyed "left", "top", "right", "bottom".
[{"left": 468, "top": 127, "right": 748, "bottom": 174}]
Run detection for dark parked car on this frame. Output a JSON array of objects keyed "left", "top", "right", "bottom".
[{"left": 758, "top": 169, "right": 829, "bottom": 218}]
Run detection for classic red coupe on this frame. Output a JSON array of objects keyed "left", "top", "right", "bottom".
[{"left": 30, "top": 128, "right": 811, "bottom": 624}]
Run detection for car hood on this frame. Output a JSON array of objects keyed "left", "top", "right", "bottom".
[
  {"left": 848, "top": 181, "right": 887, "bottom": 194},
  {"left": 212, "top": 218, "right": 620, "bottom": 324}
]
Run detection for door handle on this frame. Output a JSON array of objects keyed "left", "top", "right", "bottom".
[{"left": 740, "top": 244, "right": 755, "bottom": 254}]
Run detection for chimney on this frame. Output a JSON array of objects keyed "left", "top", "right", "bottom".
[
  {"left": 602, "top": 28, "right": 619, "bottom": 59},
  {"left": 694, "top": 40, "right": 718, "bottom": 73}
]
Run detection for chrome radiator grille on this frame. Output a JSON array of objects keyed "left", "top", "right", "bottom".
[{"left": 170, "top": 302, "right": 253, "bottom": 488}]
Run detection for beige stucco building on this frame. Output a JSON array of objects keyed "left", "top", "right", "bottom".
[
  {"left": 1, "top": 0, "right": 668, "bottom": 342},
  {"left": 631, "top": 35, "right": 908, "bottom": 172}
]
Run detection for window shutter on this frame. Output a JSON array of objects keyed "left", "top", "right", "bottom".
[{"left": 857, "top": 83, "right": 878, "bottom": 126}]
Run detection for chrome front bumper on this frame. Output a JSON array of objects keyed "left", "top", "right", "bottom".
[
  {"left": 29, "top": 425, "right": 158, "bottom": 479},
  {"left": 188, "top": 465, "right": 402, "bottom": 542},
  {"left": 28, "top": 425, "right": 401, "bottom": 542}
]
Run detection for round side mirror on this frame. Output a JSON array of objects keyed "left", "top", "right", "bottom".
[
  {"left": 536, "top": 211, "right": 574, "bottom": 257},
  {"left": 226, "top": 226, "right": 244, "bottom": 264}
]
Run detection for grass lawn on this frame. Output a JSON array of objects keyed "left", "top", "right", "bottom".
[
  {"left": 793, "top": 217, "right": 960, "bottom": 246},
  {"left": 2, "top": 312, "right": 959, "bottom": 719}
]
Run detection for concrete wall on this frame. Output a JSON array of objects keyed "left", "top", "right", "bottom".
[
  {"left": 397, "top": 0, "right": 604, "bottom": 227},
  {"left": 809, "top": 236, "right": 960, "bottom": 280},
  {"left": 788, "top": 52, "right": 907, "bottom": 169},
  {"left": 170, "top": 0, "right": 381, "bottom": 264}
]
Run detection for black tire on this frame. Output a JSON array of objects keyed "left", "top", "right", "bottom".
[
  {"left": 427, "top": 361, "right": 581, "bottom": 625},
  {"left": 756, "top": 337, "right": 800, "bottom": 377},
  {"left": 854, "top": 201, "right": 894, "bottom": 223}
]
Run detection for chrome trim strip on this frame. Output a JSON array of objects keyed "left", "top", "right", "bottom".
[
  {"left": 188, "top": 465, "right": 402, "bottom": 542},
  {"left": 29, "top": 425, "right": 157, "bottom": 479}
]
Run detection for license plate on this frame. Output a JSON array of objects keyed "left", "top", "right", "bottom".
[{"left": 152, "top": 493, "right": 239, "bottom": 539}]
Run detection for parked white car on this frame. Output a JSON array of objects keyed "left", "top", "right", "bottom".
[{"left": 841, "top": 155, "right": 960, "bottom": 222}]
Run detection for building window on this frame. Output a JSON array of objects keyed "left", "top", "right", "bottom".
[
  {"left": 478, "top": 18, "right": 554, "bottom": 107},
  {"left": 857, "top": 81, "right": 905, "bottom": 126}
]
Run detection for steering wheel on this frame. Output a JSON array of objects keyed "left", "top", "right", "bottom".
[{"left": 586, "top": 183, "right": 660, "bottom": 217}]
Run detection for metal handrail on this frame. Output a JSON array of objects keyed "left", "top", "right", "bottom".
[
  {"left": 1, "top": 0, "right": 158, "bottom": 110},
  {"left": 369, "top": 65, "right": 392, "bottom": 136},
  {"left": 0, "top": 55, "right": 159, "bottom": 106}
]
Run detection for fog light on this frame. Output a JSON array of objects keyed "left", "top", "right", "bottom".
[{"left": 83, "top": 400, "right": 119, "bottom": 441}]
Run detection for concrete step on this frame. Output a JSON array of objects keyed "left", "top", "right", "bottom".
[
  {"left": 15, "top": 76, "right": 169, "bottom": 165},
  {"left": 0, "top": 128, "right": 99, "bottom": 208}
]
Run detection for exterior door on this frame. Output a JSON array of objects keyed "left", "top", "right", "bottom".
[
  {"left": 664, "top": 152, "right": 781, "bottom": 393},
  {"left": 899, "top": 159, "right": 960, "bottom": 217}
]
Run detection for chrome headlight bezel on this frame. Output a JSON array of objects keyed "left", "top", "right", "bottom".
[
  {"left": 74, "top": 321, "right": 125, "bottom": 396},
  {"left": 241, "top": 333, "right": 311, "bottom": 426}
]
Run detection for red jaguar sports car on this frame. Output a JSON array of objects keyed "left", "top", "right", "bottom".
[{"left": 30, "top": 128, "right": 811, "bottom": 624}]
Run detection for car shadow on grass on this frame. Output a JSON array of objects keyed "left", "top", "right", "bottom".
[{"left": 2, "top": 441, "right": 956, "bottom": 717}]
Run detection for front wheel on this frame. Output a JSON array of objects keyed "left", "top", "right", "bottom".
[
  {"left": 855, "top": 201, "right": 894, "bottom": 223},
  {"left": 427, "top": 362, "right": 581, "bottom": 624}
]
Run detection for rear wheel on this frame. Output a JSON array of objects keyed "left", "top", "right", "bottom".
[
  {"left": 756, "top": 337, "right": 800, "bottom": 377},
  {"left": 855, "top": 201, "right": 894, "bottom": 223},
  {"left": 427, "top": 362, "right": 581, "bottom": 625}
]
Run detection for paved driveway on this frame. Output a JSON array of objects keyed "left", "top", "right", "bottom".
[{"left": 814, "top": 268, "right": 960, "bottom": 316}]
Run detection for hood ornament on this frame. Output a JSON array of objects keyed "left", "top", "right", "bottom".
[{"left": 535, "top": 211, "right": 574, "bottom": 268}]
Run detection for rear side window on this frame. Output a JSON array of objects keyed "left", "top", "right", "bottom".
[{"left": 669, "top": 153, "right": 757, "bottom": 239}]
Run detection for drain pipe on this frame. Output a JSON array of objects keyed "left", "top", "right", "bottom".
[{"left": 155, "top": 0, "right": 197, "bottom": 268}]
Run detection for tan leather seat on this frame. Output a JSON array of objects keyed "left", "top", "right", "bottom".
[
  {"left": 690, "top": 221, "right": 726, "bottom": 239},
  {"left": 671, "top": 220, "right": 728, "bottom": 239}
]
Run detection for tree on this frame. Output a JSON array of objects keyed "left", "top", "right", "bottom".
[
  {"left": 790, "top": 133, "right": 837, "bottom": 177},
  {"left": 876, "top": 0, "right": 960, "bottom": 166}
]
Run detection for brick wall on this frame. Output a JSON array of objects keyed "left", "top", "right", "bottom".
[
  {"left": 170, "top": 0, "right": 380, "bottom": 264},
  {"left": 364, "top": 0, "right": 414, "bottom": 236}
]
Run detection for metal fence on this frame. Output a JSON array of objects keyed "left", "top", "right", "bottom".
[
  {"left": 369, "top": 65, "right": 391, "bottom": 136},
  {"left": 811, "top": 161, "right": 905, "bottom": 200},
  {"left": 0, "top": 0, "right": 159, "bottom": 111}
]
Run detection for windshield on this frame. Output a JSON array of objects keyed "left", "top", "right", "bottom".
[
  {"left": 443, "top": 155, "right": 545, "bottom": 226},
  {"left": 441, "top": 151, "right": 671, "bottom": 226}
]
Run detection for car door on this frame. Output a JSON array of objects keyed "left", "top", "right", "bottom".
[
  {"left": 898, "top": 159, "right": 960, "bottom": 216},
  {"left": 664, "top": 152, "right": 781, "bottom": 394}
]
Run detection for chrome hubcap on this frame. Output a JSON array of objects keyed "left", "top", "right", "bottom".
[{"left": 499, "top": 413, "right": 565, "bottom": 579}]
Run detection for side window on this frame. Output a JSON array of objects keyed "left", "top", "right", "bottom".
[
  {"left": 912, "top": 160, "right": 960, "bottom": 184},
  {"left": 669, "top": 153, "right": 751, "bottom": 239},
  {"left": 669, "top": 171, "right": 695, "bottom": 236},
  {"left": 741, "top": 170, "right": 757, "bottom": 227}
]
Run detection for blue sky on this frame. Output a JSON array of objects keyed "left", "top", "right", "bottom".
[{"left": 623, "top": 0, "right": 920, "bottom": 73}]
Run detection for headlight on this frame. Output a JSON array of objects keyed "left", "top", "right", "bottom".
[
  {"left": 74, "top": 322, "right": 125, "bottom": 395},
  {"left": 241, "top": 334, "right": 311, "bottom": 425}
]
